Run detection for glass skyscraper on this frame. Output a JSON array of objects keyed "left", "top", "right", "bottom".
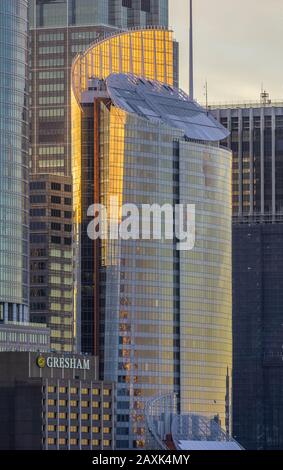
[
  {"left": 0, "top": 0, "right": 29, "bottom": 322},
  {"left": 71, "top": 28, "right": 232, "bottom": 449}
]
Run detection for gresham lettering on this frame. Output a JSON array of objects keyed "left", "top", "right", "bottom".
[{"left": 46, "top": 356, "right": 90, "bottom": 370}]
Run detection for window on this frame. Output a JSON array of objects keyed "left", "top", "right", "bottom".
[
  {"left": 30, "top": 181, "right": 46, "bottom": 190},
  {"left": 64, "top": 238, "right": 72, "bottom": 245},
  {"left": 30, "top": 208, "right": 46, "bottom": 217},
  {"left": 51, "top": 236, "right": 61, "bottom": 245},
  {"left": 64, "top": 211, "right": 72, "bottom": 219},
  {"left": 51, "top": 196, "right": 61, "bottom": 204},
  {"left": 92, "top": 439, "right": 99, "bottom": 446},
  {"left": 64, "top": 224, "right": 72, "bottom": 233},
  {"left": 70, "top": 438, "right": 77, "bottom": 445},
  {"left": 92, "top": 389, "right": 99, "bottom": 396},
  {"left": 47, "top": 438, "right": 55, "bottom": 445},
  {"left": 51, "top": 222, "right": 61, "bottom": 231},
  {"left": 64, "top": 184, "right": 71, "bottom": 192},
  {"left": 51, "top": 182, "right": 61, "bottom": 191},
  {"left": 59, "top": 413, "right": 66, "bottom": 419},
  {"left": 92, "top": 401, "right": 99, "bottom": 408},
  {"left": 30, "top": 195, "right": 46, "bottom": 204},
  {"left": 48, "top": 386, "right": 55, "bottom": 393},
  {"left": 48, "top": 399, "right": 55, "bottom": 406},
  {"left": 48, "top": 412, "right": 55, "bottom": 419},
  {"left": 48, "top": 425, "right": 55, "bottom": 432},
  {"left": 64, "top": 197, "right": 72, "bottom": 205},
  {"left": 122, "top": 0, "right": 132, "bottom": 7},
  {"left": 51, "top": 209, "right": 61, "bottom": 218},
  {"left": 104, "top": 427, "right": 110, "bottom": 434}
]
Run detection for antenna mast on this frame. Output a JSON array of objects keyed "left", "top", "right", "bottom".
[{"left": 189, "top": 0, "right": 194, "bottom": 100}]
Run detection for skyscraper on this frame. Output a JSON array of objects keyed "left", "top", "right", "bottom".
[
  {"left": 0, "top": 0, "right": 29, "bottom": 322},
  {"left": 28, "top": 0, "right": 170, "bottom": 353},
  {"left": 212, "top": 100, "right": 283, "bottom": 449},
  {"left": 71, "top": 27, "right": 232, "bottom": 449}
]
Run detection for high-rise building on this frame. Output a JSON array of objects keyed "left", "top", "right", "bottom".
[
  {"left": 28, "top": 0, "right": 170, "bottom": 353},
  {"left": 0, "top": 351, "right": 114, "bottom": 450},
  {"left": 0, "top": 0, "right": 29, "bottom": 322},
  {"left": 29, "top": 175, "right": 74, "bottom": 353},
  {"left": 71, "top": 27, "right": 232, "bottom": 449},
  {"left": 212, "top": 100, "right": 283, "bottom": 449}
]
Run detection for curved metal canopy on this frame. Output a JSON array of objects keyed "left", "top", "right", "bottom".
[{"left": 106, "top": 73, "right": 230, "bottom": 142}]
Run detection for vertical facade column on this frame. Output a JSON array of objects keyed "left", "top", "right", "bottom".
[
  {"left": 260, "top": 107, "right": 265, "bottom": 215},
  {"left": 249, "top": 108, "right": 254, "bottom": 216},
  {"left": 272, "top": 108, "right": 276, "bottom": 218},
  {"left": 4, "top": 303, "right": 8, "bottom": 322},
  {"left": 238, "top": 109, "right": 243, "bottom": 217},
  {"left": 12, "top": 304, "right": 17, "bottom": 322}
]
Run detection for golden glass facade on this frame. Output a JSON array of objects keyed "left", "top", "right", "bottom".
[{"left": 71, "top": 27, "right": 232, "bottom": 449}]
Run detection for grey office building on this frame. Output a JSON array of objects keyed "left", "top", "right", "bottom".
[
  {"left": 0, "top": 0, "right": 29, "bottom": 321},
  {"left": 212, "top": 98, "right": 283, "bottom": 449}
]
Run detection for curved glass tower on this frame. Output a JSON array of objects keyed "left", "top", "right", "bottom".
[
  {"left": 71, "top": 28, "right": 232, "bottom": 449},
  {"left": 0, "top": 0, "right": 29, "bottom": 322}
]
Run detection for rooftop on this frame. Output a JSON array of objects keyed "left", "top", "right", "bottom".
[{"left": 106, "top": 73, "right": 230, "bottom": 142}]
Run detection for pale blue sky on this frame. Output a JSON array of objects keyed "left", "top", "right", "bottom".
[{"left": 169, "top": 0, "right": 283, "bottom": 103}]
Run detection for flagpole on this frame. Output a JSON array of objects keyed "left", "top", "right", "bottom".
[{"left": 189, "top": 0, "right": 194, "bottom": 100}]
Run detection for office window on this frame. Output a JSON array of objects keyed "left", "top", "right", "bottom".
[
  {"left": 51, "top": 196, "right": 61, "bottom": 204},
  {"left": 51, "top": 209, "right": 61, "bottom": 218},
  {"left": 30, "top": 195, "right": 46, "bottom": 204},
  {"left": 51, "top": 182, "right": 61, "bottom": 191},
  {"left": 30, "top": 208, "right": 46, "bottom": 217},
  {"left": 30, "top": 181, "right": 46, "bottom": 190}
]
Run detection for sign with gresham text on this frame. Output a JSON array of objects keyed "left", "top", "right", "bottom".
[{"left": 36, "top": 355, "right": 90, "bottom": 371}]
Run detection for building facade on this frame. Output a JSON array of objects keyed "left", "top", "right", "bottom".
[
  {"left": 0, "top": 322, "right": 50, "bottom": 352},
  {"left": 211, "top": 100, "right": 283, "bottom": 218},
  {"left": 71, "top": 28, "right": 232, "bottom": 449},
  {"left": 0, "top": 0, "right": 29, "bottom": 321},
  {"left": 29, "top": 0, "right": 169, "bottom": 177},
  {"left": 0, "top": 352, "right": 114, "bottom": 450},
  {"left": 212, "top": 101, "right": 283, "bottom": 449},
  {"left": 29, "top": 175, "right": 74, "bottom": 352}
]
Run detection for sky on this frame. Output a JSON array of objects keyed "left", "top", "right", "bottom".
[{"left": 169, "top": 0, "right": 283, "bottom": 104}]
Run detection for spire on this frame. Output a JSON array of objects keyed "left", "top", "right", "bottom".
[{"left": 189, "top": 0, "right": 194, "bottom": 100}]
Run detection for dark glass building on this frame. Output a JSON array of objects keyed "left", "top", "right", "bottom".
[
  {"left": 0, "top": 0, "right": 29, "bottom": 322},
  {"left": 212, "top": 100, "right": 283, "bottom": 449}
]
